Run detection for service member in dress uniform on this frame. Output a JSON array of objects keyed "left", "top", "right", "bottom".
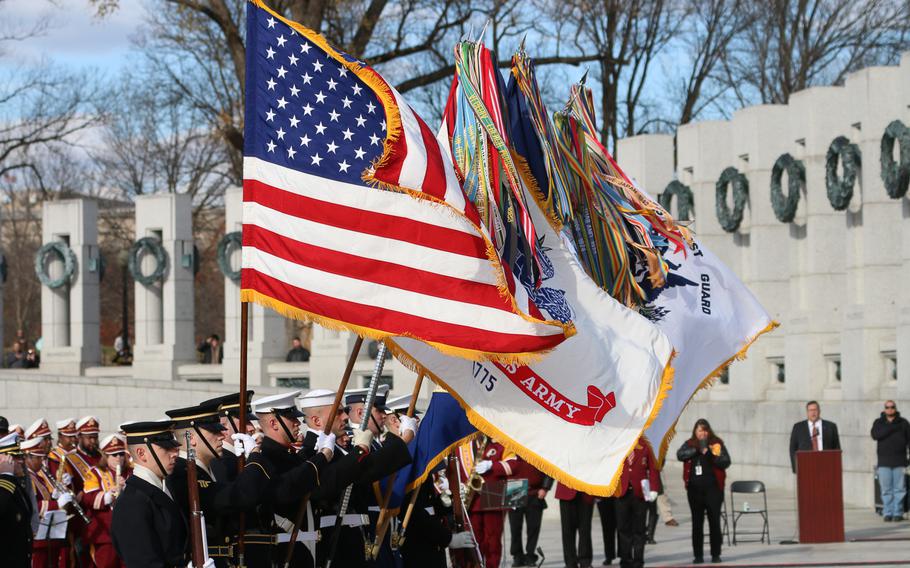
[
  {"left": 165, "top": 400, "right": 276, "bottom": 568},
  {"left": 245, "top": 391, "right": 336, "bottom": 568},
  {"left": 613, "top": 443, "right": 660, "bottom": 568},
  {"left": 0, "top": 432, "right": 34, "bottom": 568},
  {"left": 82, "top": 434, "right": 130, "bottom": 568},
  {"left": 299, "top": 388, "right": 413, "bottom": 568},
  {"left": 21, "top": 436, "right": 70, "bottom": 568},
  {"left": 199, "top": 391, "right": 257, "bottom": 484},
  {"left": 111, "top": 420, "right": 186, "bottom": 568}
]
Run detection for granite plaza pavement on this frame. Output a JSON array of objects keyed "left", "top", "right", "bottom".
[{"left": 501, "top": 465, "right": 910, "bottom": 567}]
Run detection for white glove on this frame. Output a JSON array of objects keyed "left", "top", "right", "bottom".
[
  {"left": 51, "top": 489, "right": 60, "bottom": 500},
  {"left": 56, "top": 492, "right": 73, "bottom": 508},
  {"left": 398, "top": 416, "right": 418, "bottom": 436},
  {"left": 231, "top": 433, "right": 257, "bottom": 458},
  {"left": 352, "top": 429, "right": 373, "bottom": 449},
  {"left": 648, "top": 490, "right": 658, "bottom": 502},
  {"left": 448, "top": 531, "right": 476, "bottom": 549},
  {"left": 61, "top": 473, "right": 73, "bottom": 487},
  {"left": 103, "top": 491, "right": 114, "bottom": 505},
  {"left": 474, "top": 460, "right": 493, "bottom": 475},
  {"left": 316, "top": 432, "right": 336, "bottom": 453}
]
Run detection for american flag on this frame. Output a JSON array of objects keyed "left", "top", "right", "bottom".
[{"left": 241, "top": 1, "right": 573, "bottom": 361}]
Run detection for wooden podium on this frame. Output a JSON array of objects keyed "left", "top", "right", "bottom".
[{"left": 796, "top": 450, "right": 844, "bottom": 543}]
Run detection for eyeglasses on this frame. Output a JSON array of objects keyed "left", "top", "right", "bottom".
[{"left": 886, "top": 405, "right": 897, "bottom": 409}]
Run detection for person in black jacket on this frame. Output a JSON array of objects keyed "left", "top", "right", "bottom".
[
  {"left": 678, "top": 419, "right": 731, "bottom": 565},
  {"left": 112, "top": 420, "right": 186, "bottom": 568},
  {"left": 0, "top": 434, "right": 32, "bottom": 568},
  {"left": 788, "top": 400, "right": 840, "bottom": 473},
  {"left": 871, "top": 400, "right": 910, "bottom": 521}
]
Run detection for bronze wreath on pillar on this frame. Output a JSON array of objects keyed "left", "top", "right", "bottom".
[
  {"left": 715, "top": 166, "right": 748, "bottom": 232},
  {"left": 826, "top": 136, "right": 860, "bottom": 211},
  {"left": 770, "top": 153, "right": 805, "bottom": 223},
  {"left": 659, "top": 180, "right": 694, "bottom": 221},
  {"left": 881, "top": 119, "right": 910, "bottom": 199}
]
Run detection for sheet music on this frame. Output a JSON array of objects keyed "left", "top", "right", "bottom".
[{"left": 35, "top": 510, "right": 68, "bottom": 540}]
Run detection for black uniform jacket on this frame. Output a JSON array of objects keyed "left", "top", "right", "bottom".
[
  {"left": 310, "top": 431, "right": 412, "bottom": 568},
  {"left": 112, "top": 474, "right": 188, "bottom": 568},
  {"left": 0, "top": 474, "right": 33, "bottom": 568},
  {"left": 400, "top": 478, "right": 452, "bottom": 568},
  {"left": 167, "top": 455, "right": 272, "bottom": 559}
]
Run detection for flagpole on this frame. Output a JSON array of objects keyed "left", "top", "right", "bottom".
[
  {"left": 325, "top": 341, "right": 389, "bottom": 568},
  {"left": 281, "top": 335, "right": 363, "bottom": 568},
  {"left": 236, "top": 301, "right": 249, "bottom": 567},
  {"left": 368, "top": 370, "right": 425, "bottom": 559}
]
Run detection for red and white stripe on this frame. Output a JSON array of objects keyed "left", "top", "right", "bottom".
[{"left": 241, "top": 155, "right": 568, "bottom": 358}]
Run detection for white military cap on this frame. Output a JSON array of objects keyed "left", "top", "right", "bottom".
[
  {"left": 253, "top": 391, "right": 304, "bottom": 417},
  {"left": 298, "top": 389, "right": 336, "bottom": 409}
]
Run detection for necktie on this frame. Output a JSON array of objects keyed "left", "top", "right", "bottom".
[{"left": 812, "top": 424, "right": 820, "bottom": 451}]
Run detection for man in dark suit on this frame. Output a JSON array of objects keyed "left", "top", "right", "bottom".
[
  {"left": 112, "top": 420, "right": 186, "bottom": 567},
  {"left": 789, "top": 400, "right": 841, "bottom": 473}
]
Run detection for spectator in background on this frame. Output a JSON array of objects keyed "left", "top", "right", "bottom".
[
  {"left": 23, "top": 346, "right": 38, "bottom": 368},
  {"left": 4, "top": 341, "right": 24, "bottom": 368},
  {"left": 285, "top": 337, "right": 310, "bottom": 362},
  {"left": 678, "top": 418, "right": 731, "bottom": 565},
  {"left": 871, "top": 400, "right": 910, "bottom": 522},
  {"left": 197, "top": 334, "right": 223, "bottom": 364}
]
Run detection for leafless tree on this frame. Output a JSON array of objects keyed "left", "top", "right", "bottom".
[{"left": 719, "top": 0, "right": 910, "bottom": 106}]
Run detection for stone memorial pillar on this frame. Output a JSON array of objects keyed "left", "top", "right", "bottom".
[
  {"left": 131, "top": 194, "right": 196, "bottom": 381},
  {"left": 222, "top": 187, "right": 285, "bottom": 386},
  {"left": 783, "top": 87, "right": 851, "bottom": 402},
  {"left": 842, "top": 67, "right": 903, "bottom": 401},
  {"left": 896, "top": 53, "right": 910, "bottom": 401},
  {"left": 39, "top": 199, "right": 101, "bottom": 374}
]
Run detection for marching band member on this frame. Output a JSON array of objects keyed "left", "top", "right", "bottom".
[
  {"left": 459, "top": 437, "right": 517, "bottom": 568},
  {"left": 81, "top": 434, "right": 130, "bottom": 568},
  {"left": 22, "top": 437, "right": 69, "bottom": 568},
  {"left": 48, "top": 419, "right": 77, "bottom": 484}
]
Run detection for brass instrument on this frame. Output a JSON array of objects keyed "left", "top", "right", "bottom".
[
  {"left": 43, "top": 466, "right": 90, "bottom": 524},
  {"left": 113, "top": 464, "right": 123, "bottom": 499},
  {"left": 463, "top": 436, "right": 488, "bottom": 509}
]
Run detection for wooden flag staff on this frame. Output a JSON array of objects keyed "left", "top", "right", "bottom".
[{"left": 281, "top": 336, "right": 364, "bottom": 568}]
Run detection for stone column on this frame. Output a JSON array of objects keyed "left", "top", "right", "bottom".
[
  {"left": 222, "top": 188, "right": 285, "bottom": 386},
  {"left": 784, "top": 87, "right": 851, "bottom": 402},
  {"left": 132, "top": 194, "right": 196, "bottom": 381},
  {"left": 616, "top": 134, "right": 674, "bottom": 199},
  {"left": 896, "top": 52, "right": 910, "bottom": 401},
  {"left": 842, "top": 67, "right": 904, "bottom": 402},
  {"left": 308, "top": 328, "right": 364, "bottom": 390},
  {"left": 39, "top": 199, "right": 101, "bottom": 374}
]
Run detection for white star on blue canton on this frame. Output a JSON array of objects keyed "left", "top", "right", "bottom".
[
  {"left": 369, "top": 133, "right": 380, "bottom": 145},
  {"left": 276, "top": 127, "right": 286, "bottom": 140},
  {"left": 289, "top": 85, "right": 300, "bottom": 97},
  {"left": 352, "top": 84, "right": 363, "bottom": 96},
  {"left": 302, "top": 103, "right": 314, "bottom": 116},
  {"left": 338, "top": 160, "right": 351, "bottom": 173},
  {"left": 277, "top": 97, "right": 288, "bottom": 109},
  {"left": 300, "top": 43, "right": 311, "bottom": 54},
  {"left": 300, "top": 134, "right": 311, "bottom": 147},
  {"left": 354, "top": 147, "right": 366, "bottom": 159},
  {"left": 326, "top": 141, "right": 338, "bottom": 154},
  {"left": 266, "top": 140, "right": 276, "bottom": 152},
  {"left": 366, "top": 101, "right": 376, "bottom": 113},
  {"left": 266, "top": 77, "right": 276, "bottom": 91},
  {"left": 288, "top": 53, "right": 298, "bottom": 66},
  {"left": 313, "top": 60, "right": 323, "bottom": 72},
  {"left": 339, "top": 67, "right": 348, "bottom": 77},
  {"left": 341, "top": 128, "right": 354, "bottom": 141},
  {"left": 267, "top": 17, "right": 276, "bottom": 29},
  {"left": 355, "top": 115, "right": 366, "bottom": 127},
  {"left": 287, "top": 146, "right": 296, "bottom": 159},
  {"left": 311, "top": 153, "right": 323, "bottom": 165},
  {"left": 301, "top": 72, "right": 312, "bottom": 85},
  {"left": 266, "top": 109, "right": 276, "bottom": 121},
  {"left": 277, "top": 66, "right": 288, "bottom": 79},
  {"left": 341, "top": 96, "right": 352, "bottom": 109},
  {"left": 328, "top": 109, "right": 340, "bottom": 122},
  {"left": 327, "top": 78, "right": 338, "bottom": 91},
  {"left": 277, "top": 35, "right": 287, "bottom": 47},
  {"left": 315, "top": 122, "right": 327, "bottom": 135},
  {"left": 266, "top": 46, "right": 275, "bottom": 59},
  {"left": 314, "top": 91, "right": 326, "bottom": 103},
  {"left": 289, "top": 115, "right": 300, "bottom": 128}
]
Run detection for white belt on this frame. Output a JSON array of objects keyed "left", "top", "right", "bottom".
[
  {"left": 276, "top": 531, "right": 319, "bottom": 543},
  {"left": 424, "top": 507, "right": 435, "bottom": 515},
  {"left": 319, "top": 514, "right": 369, "bottom": 528}
]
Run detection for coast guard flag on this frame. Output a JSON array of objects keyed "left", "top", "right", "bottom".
[
  {"left": 386, "top": 391, "right": 476, "bottom": 509},
  {"left": 638, "top": 236, "right": 776, "bottom": 465},
  {"left": 241, "top": 1, "right": 573, "bottom": 363}
]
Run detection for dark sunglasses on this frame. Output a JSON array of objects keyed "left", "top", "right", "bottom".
[
  {"left": 342, "top": 406, "right": 352, "bottom": 414},
  {"left": 885, "top": 405, "right": 897, "bottom": 409}
]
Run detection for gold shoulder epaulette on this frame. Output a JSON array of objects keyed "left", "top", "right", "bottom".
[{"left": 0, "top": 479, "right": 17, "bottom": 494}]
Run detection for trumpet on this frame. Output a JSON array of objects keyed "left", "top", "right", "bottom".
[
  {"left": 463, "top": 436, "right": 489, "bottom": 509},
  {"left": 43, "top": 466, "right": 90, "bottom": 525}
]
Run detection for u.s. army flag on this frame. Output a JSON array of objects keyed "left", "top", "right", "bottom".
[{"left": 390, "top": 176, "right": 675, "bottom": 497}]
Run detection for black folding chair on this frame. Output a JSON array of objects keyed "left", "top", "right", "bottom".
[
  {"left": 729, "top": 480, "right": 770, "bottom": 544},
  {"left": 720, "top": 496, "right": 731, "bottom": 546}
]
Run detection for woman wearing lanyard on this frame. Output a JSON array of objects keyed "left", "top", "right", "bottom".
[{"left": 677, "top": 419, "right": 731, "bottom": 564}]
